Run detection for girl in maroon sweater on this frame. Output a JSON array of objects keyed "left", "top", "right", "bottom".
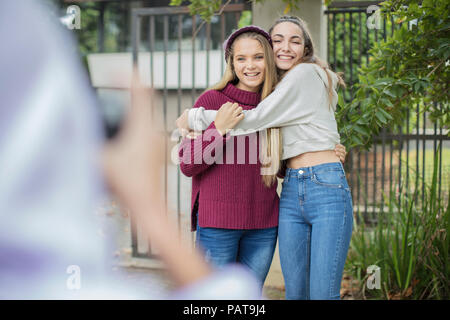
[{"left": 178, "top": 27, "right": 279, "bottom": 287}]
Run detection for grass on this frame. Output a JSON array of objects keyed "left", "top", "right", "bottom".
[{"left": 398, "top": 147, "right": 450, "bottom": 191}]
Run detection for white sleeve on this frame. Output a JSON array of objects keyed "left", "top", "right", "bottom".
[
  {"left": 188, "top": 107, "right": 216, "bottom": 131},
  {"left": 188, "top": 64, "right": 327, "bottom": 135}
]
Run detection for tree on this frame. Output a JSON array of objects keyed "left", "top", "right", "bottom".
[
  {"left": 338, "top": 0, "right": 449, "bottom": 148},
  {"left": 170, "top": 0, "right": 336, "bottom": 22}
]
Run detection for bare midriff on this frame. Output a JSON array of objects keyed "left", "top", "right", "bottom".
[{"left": 287, "top": 150, "right": 340, "bottom": 169}]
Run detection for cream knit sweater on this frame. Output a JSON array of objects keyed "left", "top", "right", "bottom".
[{"left": 188, "top": 63, "right": 341, "bottom": 160}]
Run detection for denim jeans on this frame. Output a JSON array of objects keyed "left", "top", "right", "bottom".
[
  {"left": 278, "top": 162, "right": 353, "bottom": 300},
  {"left": 196, "top": 218, "right": 278, "bottom": 287}
]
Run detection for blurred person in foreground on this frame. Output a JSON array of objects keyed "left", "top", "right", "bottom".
[{"left": 0, "top": 0, "right": 261, "bottom": 299}]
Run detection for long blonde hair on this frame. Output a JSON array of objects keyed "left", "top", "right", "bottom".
[{"left": 209, "top": 31, "right": 281, "bottom": 188}]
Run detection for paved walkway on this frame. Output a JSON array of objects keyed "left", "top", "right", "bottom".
[{"left": 118, "top": 265, "right": 286, "bottom": 300}]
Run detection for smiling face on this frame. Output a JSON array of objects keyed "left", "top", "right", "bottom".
[
  {"left": 271, "top": 21, "right": 305, "bottom": 71},
  {"left": 232, "top": 38, "right": 266, "bottom": 92}
]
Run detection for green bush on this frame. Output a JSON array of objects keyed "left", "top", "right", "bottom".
[
  {"left": 346, "top": 144, "right": 449, "bottom": 299},
  {"left": 337, "top": 0, "right": 449, "bottom": 149}
]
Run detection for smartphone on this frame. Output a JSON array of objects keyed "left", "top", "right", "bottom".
[{"left": 96, "top": 88, "right": 128, "bottom": 139}]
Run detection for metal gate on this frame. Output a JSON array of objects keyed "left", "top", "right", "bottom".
[{"left": 325, "top": 1, "right": 449, "bottom": 221}]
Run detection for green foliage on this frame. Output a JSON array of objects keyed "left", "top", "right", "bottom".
[
  {"left": 327, "top": 11, "right": 393, "bottom": 101},
  {"left": 238, "top": 10, "right": 252, "bottom": 28},
  {"left": 170, "top": 0, "right": 336, "bottom": 21},
  {"left": 170, "top": 0, "right": 223, "bottom": 22},
  {"left": 44, "top": 0, "right": 100, "bottom": 69},
  {"left": 76, "top": 4, "right": 100, "bottom": 56},
  {"left": 338, "top": 0, "right": 450, "bottom": 149},
  {"left": 347, "top": 144, "right": 449, "bottom": 299}
]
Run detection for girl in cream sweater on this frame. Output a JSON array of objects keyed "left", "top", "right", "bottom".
[{"left": 177, "top": 16, "right": 352, "bottom": 300}]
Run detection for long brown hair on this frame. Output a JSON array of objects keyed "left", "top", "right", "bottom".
[
  {"left": 269, "top": 16, "right": 346, "bottom": 105},
  {"left": 261, "top": 16, "right": 346, "bottom": 184},
  {"left": 208, "top": 31, "right": 280, "bottom": 188}
]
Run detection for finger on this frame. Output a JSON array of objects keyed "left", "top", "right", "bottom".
[
  {"left": 176, "top": 113, "right": 188, "bottom": 129},
  {"left": 130, "top": 70, "right": 153, "bottom": 125},
  {"left": 232, "top": 104, "right": 242, "bottom": 113},
  {"left": 221, "top": 102, "right": 232, "bottom": 109},
  {"left": 179, "top": 127, "right": 190, "bottom": 137},
  {"left": 177, "top": 113, "right": 186, "bottom": 125},
  {"left": 232, "top": 107, "right": 242, "bottom": 117},
  {"left": 235, "top": 113, "right": 245, "bottom": 122}
]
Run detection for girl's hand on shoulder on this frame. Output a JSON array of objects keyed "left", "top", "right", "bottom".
[{"left": 214, "top": 102, "right": 244, "bottom": 136}]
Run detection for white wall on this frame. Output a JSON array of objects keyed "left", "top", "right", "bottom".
[{"left": 87, "top": 51, "right": 226, "bottom": 89}]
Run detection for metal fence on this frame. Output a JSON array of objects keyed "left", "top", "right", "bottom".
[{"left": 325, "top": 1, "right": 449, "bottom": 221}]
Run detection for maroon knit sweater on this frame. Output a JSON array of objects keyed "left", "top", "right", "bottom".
[{"left": 179, "top": 83, "right": 279, "bottom": 231}]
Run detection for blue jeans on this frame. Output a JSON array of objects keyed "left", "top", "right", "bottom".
[
  {"left": 196, "top": 220, "right": 278, "bottom": 287},
  {"left": 279, "top": 162, "right": 353, "bottom": 300}
]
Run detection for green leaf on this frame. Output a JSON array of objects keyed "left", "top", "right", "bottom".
[
  {"left": 169, "top": 0, "right": 183, "bottom": 6},
  {"left": 384, "top": 87, "right": 397, "bottom": 98},
  {"left": 352, "top": 125, "right": 369, "bottom": 137},
  {"left": 414, "top": 81, "right": 422, "bottom": 92},
  {"left": 378, "top": 107, "right": 393, "bottom": 121},
  {"left": 375, "top": 110, "right": 388, "bottom": 124},
  {"left": 338, "top": 92, "right": 345, "bottom": 108}
]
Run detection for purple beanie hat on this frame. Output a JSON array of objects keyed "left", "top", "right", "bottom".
[{"left": 223, "top": 25, "right": 272, "bottom": 61}]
